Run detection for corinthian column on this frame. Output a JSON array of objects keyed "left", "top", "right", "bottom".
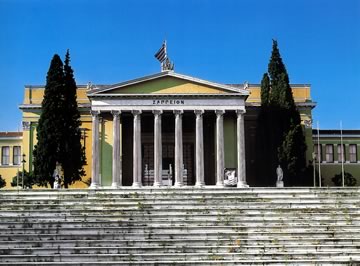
[
  {"left": 111, "top": 111, "right": 121, "bottom": 188},
  {"left": 195, "top": 110, "right": 205, "bottom": 187},
  {"left": 215, "top": 110, "right": 225, "bottom": 187},
  {"left": 236, "top": 110, "right": 247, "bottom": 187},
  {"left": 174, "top": 110, "right": 183, "bottom": 187},
  {"left": 90, "top": 110, "right": 100, "bottom": 189},
  {"left": 132, "top": 110, "right": 142, "bottom": 188},
  {"left": 153, "top": 110, "right": 163, "bottom": 187}
]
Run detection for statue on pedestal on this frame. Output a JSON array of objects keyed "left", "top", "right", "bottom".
[{"left": 276, "top": 165, "right": 284, "bottom": 187}]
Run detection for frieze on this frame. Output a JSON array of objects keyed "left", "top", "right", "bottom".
[{"left": 152, "top": 99, "right": 185, "bottom": 105}]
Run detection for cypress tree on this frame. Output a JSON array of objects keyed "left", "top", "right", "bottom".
[
  {"left": 33, "top": 51, "right": 85, "bottom": 188},
  {"left": 33, "top": 54, "right": 65, "bottom": 187},
  {"left": 257, "top": 40, "right": 307, "bottom": 186},
  {"left": 60, "top": 50, "right": 86, "bottom": 188},
  {"left": 260, "top": 73, "right": 270, "bottom": 106}
]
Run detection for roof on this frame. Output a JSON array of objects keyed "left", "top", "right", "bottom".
[
  {"left": 87, "top": 71, "right": 250, "bottom": 96},
  {"left": 313, "top": 129, "right": 360, "bottom": 138},
  {"left": 0, "top": 132, "right": 23, "bottom": 139}
]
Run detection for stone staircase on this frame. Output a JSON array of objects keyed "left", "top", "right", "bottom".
[{"left": 0, "top": 187, "right": 359, "bottom": 265}]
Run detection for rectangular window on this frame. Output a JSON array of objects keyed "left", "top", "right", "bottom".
[
  {"left": 314, "top": 144, "right": 322, "bottom": 162},
  {"left": 349, "top": 144, "right": 357, "bottom": 163},
  {"left": 1, "top": 146, "right": 10, "bottom": 165},
  {"left": 325, "top": 144, "right": 334, "bottom": 163},
  {"left": 337, "top": 144, "right": 346, "bottom": 163},
  {"left": 13, "top": 146, "right": 21, "bottom": 165}
]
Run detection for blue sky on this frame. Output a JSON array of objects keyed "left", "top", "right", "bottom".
[{"left": 0, "top": 0, "right": 359, "bottom": 131}]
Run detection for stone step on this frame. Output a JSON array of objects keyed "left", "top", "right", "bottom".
[
  {"left": 3, "top": 224, "right": 360, "bottom": 234},
  {"left": 1, "top": 231, "right": 359, "bottom": 241},
  {"left": 0, "top": 210, "right": 360, "bottom": 222},
  {"left": 1, "top": 219, "right": 359, "bottom": 229},
  {"left": 3, "top": 196, "right": 360, "bottom": 203},
  {"left": 2, "top": 244, "right": 360, "bottom": 256},
  {"left": 2, "top": 238, "right": 360, "bottom": 248},
  {"left": 0, "top": 260, "right": 354, "bottom": 266},
  {"left": 1, "top": 252, "right": 359, "bottom": 262}
]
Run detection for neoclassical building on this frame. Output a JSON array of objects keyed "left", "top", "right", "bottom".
[{"left": 18, "top": 70, "right": 315, "bottom": 188}]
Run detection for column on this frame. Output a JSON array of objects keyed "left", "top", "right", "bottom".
[
  {"left": 195, "top": 110, "right": 205, "bottom": 187},
  {"left": 236, "top": 110, "right": 248, "bottom": 187},
  {"left": 111, "top": 111, "right": 121, "bottom": 188},
  {"left": 90, "top": 110, "right": 100, "bottom": 189},
  {"left": 215, "top": 110, "right": 225, "bottom": 187},
  {"left": 132, "top": 110, "right": 142, "bottom": 188},
  {"left": 153, "top": 110, "right": 163, "bottom": 187},
  {"left": 174, "top": 110, "right": 183, "bottom": 187}
]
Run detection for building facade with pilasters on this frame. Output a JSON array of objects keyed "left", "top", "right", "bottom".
[
  {"left": 87, "top": 71, "right": 249, "bottom": 188},
  {"left": 19, "top": 71, "right": 315, "bottom": 188}
]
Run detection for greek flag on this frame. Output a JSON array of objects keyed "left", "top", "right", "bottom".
[{"left": 154, "top": 42, "right": 167, "bottom": 62}]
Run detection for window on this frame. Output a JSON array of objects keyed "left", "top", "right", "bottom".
[
  {"left": 349, "top": 144, "right": 357, "bottom": 163},
  {"left": 1, "top": 146, "right": 10, "bottom": 165},
  {"left": 337, "top": 144, "right": 346, "bottom": 163},
  {"left": 13, "top": 146, "right": 21, "bottom": 165},
  {"left": 325, "top": 144, "right": 334, "bottom": 163},
  {"left": 314, "top": 144, "right": 322, "bottom": 162}
]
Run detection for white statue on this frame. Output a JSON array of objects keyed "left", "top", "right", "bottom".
[
  {"left": 224, "top": 169, "right": 237, "bottom": 187},
  {"left": 276, "top": 165, "right": 284, "bottom": 187},
  {"left": 53, "top": 175, "right": 61, "bottom": 189}
]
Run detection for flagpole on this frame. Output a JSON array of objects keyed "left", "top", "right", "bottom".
[
  {"left": 340, "top": 120, "right": 345, "bottom": 187},
  {"left": 317, "top": 121, "right": 322, "bottom": 187}
]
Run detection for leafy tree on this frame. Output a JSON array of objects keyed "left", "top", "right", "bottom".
[
  {"left": 33, "top": 51, "right": 85, "bottom": 188},
  {"left": 332, "top": 172, "right": 357, "bottom": 187},
  {"left": 0, "top": 175, "right": 6, "bottom": 189},
  {"left": 10, "top": 171, "right": 35, "bottom": 189},
  {"left": 257, "top": 40, "right": 307, "bottom": 186},
  {"left": 60, "top": 50, "right": 86, "bottom": 188}
]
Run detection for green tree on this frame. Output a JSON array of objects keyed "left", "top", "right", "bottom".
[
  {"left": 332, "top": 172, "right": 357, "bottom": 186},
  {"left": 257, "top": 40, "right": 307, "bottom": 186},
  {"left": 260, "top": 73, "right": 270, "bottom": 106},
  {"left": 0, "top": 175, "right": 6, "bottom": 189},
  {"left": 60, "top": 50, "right": 86, "bottom": 188},
  {"left": 33, "top": 52, "right": 85, "bottom": 188},
  {"left": 10, "top": 171, "right": 35, "bottom": 189},
  {"left": 33, "top": 54, "right": 65, "bottom": 187}
]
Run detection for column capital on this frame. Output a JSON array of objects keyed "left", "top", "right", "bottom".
[
  {"left": 90, "top": 110, "right": 100, "bottom": 117},
  {"left": 194, "top": 110, "right": 204, "bottom": 116},
  {"left": 215, "top": 110, "right": 225, "bottom": 116},
  {"left": 173, "top": 110, "right": 184, "bottom": 116},
  {"left": 132, "top": 110, "right": 142, "bottom": 116},
  {"left": 111, "top": 110, "right": 121, "bottom": 117},
  {"left": 236, "top": 109, "right": 246, "bottom": 115},
  {"left": 152, "top": 110, "right": 163, "bottom": 116}
]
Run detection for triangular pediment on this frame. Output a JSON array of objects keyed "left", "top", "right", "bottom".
[{"left": 88, "top": 72, "right": 249, "bottom": 96}]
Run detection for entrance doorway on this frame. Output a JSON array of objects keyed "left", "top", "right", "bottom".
[{"left": 142, "top": 143, "right": 194, "bottom": 186}]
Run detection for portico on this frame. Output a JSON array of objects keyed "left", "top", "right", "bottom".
[{"left": 87, "top": 71, "right": 249, "bottom": 188}]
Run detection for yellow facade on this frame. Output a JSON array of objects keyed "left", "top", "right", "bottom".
[
  {"left": 0, "top": 133, "right": 23, "bottom": 189},
  {"left": 12, "top": 75, "right": 314, "bottom": 188}
]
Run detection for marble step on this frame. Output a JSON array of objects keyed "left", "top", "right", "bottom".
[
  {"left": 2, "top": 244, "right": 360, "bottom": 256},
  {"left": 2, "top": 238, "right": 360, "bottom": 248},
  {"left": 0, "top": 260, "right": 354, "bottom": 266},
  {"left": 1, "top": 219, "right": 360, "bottom": 230},
  {"left": 1, "top": 251, "right": 359, "bottom": 262}
]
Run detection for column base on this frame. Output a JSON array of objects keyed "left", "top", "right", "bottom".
[
  {"left": 89, "top": 182, "right": 100, "bottom": 189},
  {"left": 111, "top": 182, "right": 121, "bottom": 189},
  {"left": 195, "top": 181, "right": 205, "bottom": 188},
  {"left": 216, "top": 181, "right": 224, "bottom": 187},
  {"left": 153, "top": 181, "right": 162, "bottom": 188},
  {"left": 132, "top": 182, "right": 142, "bottom": 188},
  {"left": 174, "top": 182, "right": 183, "bottom": 187},
  {"left": 237, "top": 181, "right": 249, "bottom": 188}
]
